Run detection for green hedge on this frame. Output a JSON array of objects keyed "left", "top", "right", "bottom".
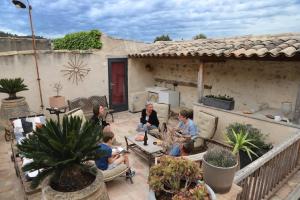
[{"left": 53, "top": 30, "right": 102, "bottom": 50}]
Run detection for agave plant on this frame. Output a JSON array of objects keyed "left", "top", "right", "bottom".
[
  {"left": 0, "top": 78, "right": 28, "bottom": 100},
  {"left": 17, "top": 116, "right": 106, "bottom": 190},
  {"left": 226, "top": 129, "right": 258, "bottom": 160}
]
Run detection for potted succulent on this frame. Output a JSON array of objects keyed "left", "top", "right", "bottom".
[
  {"left": 0, "top": 78, "right": 29, "bottom": 119},
  {"left": 49, "top": 82, "right": 66, "bottom": 108},
  {"left": 201, "top": 94, "right": 235, "bottom": 110},
  {"left": 17, "top": 116, "right": 110, "bottom": 200},
  {"left": 148, "top": 156, "right": 216, "bottom": 200},
  {"left": 202, "top": 148, "right": 238, "bottom": 193},
  {"left": 226, "top": 123, "right": 273, "bottom": 168}
]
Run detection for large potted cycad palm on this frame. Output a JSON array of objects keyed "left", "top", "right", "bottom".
[
  {"left": 0, "top": 78, "right": 29, "bottom": 119},
  {"left": 17, "top": 116, "right": 110, "bottom": 200}
]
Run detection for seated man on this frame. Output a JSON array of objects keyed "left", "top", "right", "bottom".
[
  {"left": 95, "top": 131, "right": 135, "bottom": 177},
  {"left": 169, "top": 140, "right": 194, "bottom": 157},
  {"left": 137, "top": 102, "right": 159, "bottom": 132}
]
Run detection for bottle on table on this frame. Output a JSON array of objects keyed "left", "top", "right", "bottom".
[{"left": 143, "top": 130, "right": 148, "bottom": 145}]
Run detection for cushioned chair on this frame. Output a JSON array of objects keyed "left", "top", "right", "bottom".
[
  {"left": 129, "top": 91, "right": 148, "bottom": 113},
  {"left": 193, "top": 110, "right": 218, "bottom": 150},
  {"left": 65, "top": 109, "right": 132, "bottom": 183}
]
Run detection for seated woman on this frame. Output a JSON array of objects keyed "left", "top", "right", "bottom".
[
  {"left": 95, "top": 131, "right": 135, "bottom": 177},
  {"left": 136, "top": 102, "right": 159, "bottom": 132},
  {"left": 91, "top": 104, "right": 121, "bottom": 145},
  {"left": 90, "top": 104, "right": 110, "bottom": 130},
  {"left": 168, "top": 109, "right": 198, "bottom": 154},
  {"left": 173, "top": 109, "right": 198, "bottom": 141}
]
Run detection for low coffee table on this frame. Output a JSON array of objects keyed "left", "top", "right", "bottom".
[{"left": 125, "top": 134, "right": 164, "bottom": 166}]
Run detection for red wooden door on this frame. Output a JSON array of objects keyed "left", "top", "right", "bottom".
[{"left": 108, "top": 59, "right": 128, "bottom": 111}]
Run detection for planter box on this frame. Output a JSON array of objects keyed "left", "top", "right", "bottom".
[{"left": 201, "top": 97, "right": 235, "bottom": 110}]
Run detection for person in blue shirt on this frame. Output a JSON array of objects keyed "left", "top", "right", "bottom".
[
  {"left": 95, "top": 131, "right": 135, "bottom": 177},
  {"left": 169, "top": 109, "right": 198, "bottom": 156}
]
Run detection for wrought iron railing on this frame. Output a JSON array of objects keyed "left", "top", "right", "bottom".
[{"left": 234, "top": 133, "right": 300, "bottom": 200}]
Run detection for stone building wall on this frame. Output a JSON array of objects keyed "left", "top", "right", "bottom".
[
  {"left": 145, "top": 58, "right": 300, "bottom": 111},
  {"left": 0, "top": 34, "right": 147, "bottom": 114}
]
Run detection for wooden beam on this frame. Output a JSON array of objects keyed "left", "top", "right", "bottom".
[
  {"left": 293, "top": 83, "right": 300, "bottom": 124},
  {"left": 198, "top": 61, "right": 204, "bottom": 102},
  {"left": 154, "top": 78, "right": 197, "bottom": 87}
]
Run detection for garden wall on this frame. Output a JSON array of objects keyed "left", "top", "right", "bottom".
[
  {"left": 0, "top": 37, "right": 51, "bottom": 52},
  {"left": 194, "top": 104, "right": 299, "bottom": 145},
  {"left": 0, "top": 34, "right": 147, "bottom": 116}
]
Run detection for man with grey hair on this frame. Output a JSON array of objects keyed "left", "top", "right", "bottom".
[{"left": 136, "top": 102, "right": 159, "bottom": 132}]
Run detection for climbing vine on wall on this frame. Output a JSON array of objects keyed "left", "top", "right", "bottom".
[{"left": 53, "top": 30, "right": 102, "bottom": 50}]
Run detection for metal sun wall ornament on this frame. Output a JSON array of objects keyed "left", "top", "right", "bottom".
[{"left": 61, "top": 54, "right": 91, "bottom": 85}]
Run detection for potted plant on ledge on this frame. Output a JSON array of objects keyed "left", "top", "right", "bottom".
[
  {"left": 17, "top": 116, "right": 109, "bottom": 200},
  {"left": 49, "top": 82, "right": 66, "bottom": 108},
  {"left": 202, "top": 148, "right": 238, "bottom": 194},
  {"left": 148, "top": 156, "right": 216, "bottom": 200},
  {"left": 201, "top": 94, "right": 235, "bottom": 110},
  {"left": 226, "top": 123, "right": 273, "bottom": 168},
  {"left": 0, "top": 78, "right": 29, "bottom": 119}
]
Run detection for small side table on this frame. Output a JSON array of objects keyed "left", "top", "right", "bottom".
[{"left": 46, "top": 106, "right": 68, "bottom": 123}]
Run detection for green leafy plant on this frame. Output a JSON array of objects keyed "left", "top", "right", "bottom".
[
  {"left": 53, "top": 30, "right": 102, "bottom": 50},
  {"left": 204, "top": 147, "right": 237, "bottom": 168},
  {"left": 226, "top": 129, "right": 258, "bottom": 160},
  {"left": 17, "top": 116, "right": 105, "bottom": 191},
  {"left": 205, "top": 94, "right": 234, "bottom": 101},
  {"left": 0, "top": 78, "right": 28, "bottom": 100},
  {"left": 193, "top": 33, "right": 207, "bottom": 40},
  {"left": 149, "top": 156, "right": 205, "bottom": 199},
  {"left": 173, "top": 182, "right": 209, "bottom": 200},
  {"left": 154, "top": 34, "right": 172, "bottom": 42},
  {"left": 226, "top": 123, "right": 272, "bottom": 153}
]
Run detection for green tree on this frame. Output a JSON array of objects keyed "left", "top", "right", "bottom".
[
  {"left": 193, "top": 33, "right": 207, "bottom": 40},
  {"left": 153, "top": 34, "right": 172, "bottom": 42}
]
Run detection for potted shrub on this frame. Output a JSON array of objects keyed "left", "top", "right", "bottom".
[
  {"left": 202, "top": 148, "right": 238, "bottom": 193},
  {"left": 17, "top": 116, "right": 109, "bottom": 200},
  {"left": 201, "top": 94, "right": 235, "bottom": 110},
  {"left": 148, "top": 156, "right": 216, "bottom": 200},
  {"left": 0, "top": 78, "right": 29, "bottom": 119},
  {"left": 49, "top": 82, "right": 66, "bottom": 108},
  {"left": 226, "top": 123, "right": 273, "bottom": 168}
]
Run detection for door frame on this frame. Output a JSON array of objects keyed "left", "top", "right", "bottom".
[{"left": 108, "top": 58, "right": 128, "bottom": 112}]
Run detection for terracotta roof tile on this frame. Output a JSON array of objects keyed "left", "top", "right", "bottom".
[{"left": 129, "top": 33, "right": 300, "bottom": 59}]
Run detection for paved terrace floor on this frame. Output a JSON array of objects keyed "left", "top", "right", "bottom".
[{"left": 0, "top": 111, "right": 299, "bottom": 200}]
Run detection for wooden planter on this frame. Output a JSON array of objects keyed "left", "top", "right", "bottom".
[
  {"left": 49, "top": 96, "right": 66, "bottom": 108},
  {"left": 202, "top": 159, "right": 238, "bottom": 194},
  {"left": 42, "top": 171, "right": 110, "bottom": 200},
  {"left": 201, "top": 97, "right": 235, "bottom": 110},
  {"left": 0, "top": 97, "right": 29, "bottom": 119}
]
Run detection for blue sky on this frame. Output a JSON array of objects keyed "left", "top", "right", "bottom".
[{"left": 1, "top": 0, "right": 300, "bottom": 42}]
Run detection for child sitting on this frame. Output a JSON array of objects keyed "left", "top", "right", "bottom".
[{"left": 95, "top": 131, "right": 135, "bottom": 177}]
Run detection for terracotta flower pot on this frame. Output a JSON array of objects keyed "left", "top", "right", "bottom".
[
  {"left": 49, "top": 96, "right": 65, "bottom": 108},
  {"left": 202, "top": 158, "right": 238, "bottom": 193},
  {"left": 0, "top": 97, "right": 29, "bottom": 119},
  {"left": 42, "top": 171, "right": 110, "bottom": 200}
]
